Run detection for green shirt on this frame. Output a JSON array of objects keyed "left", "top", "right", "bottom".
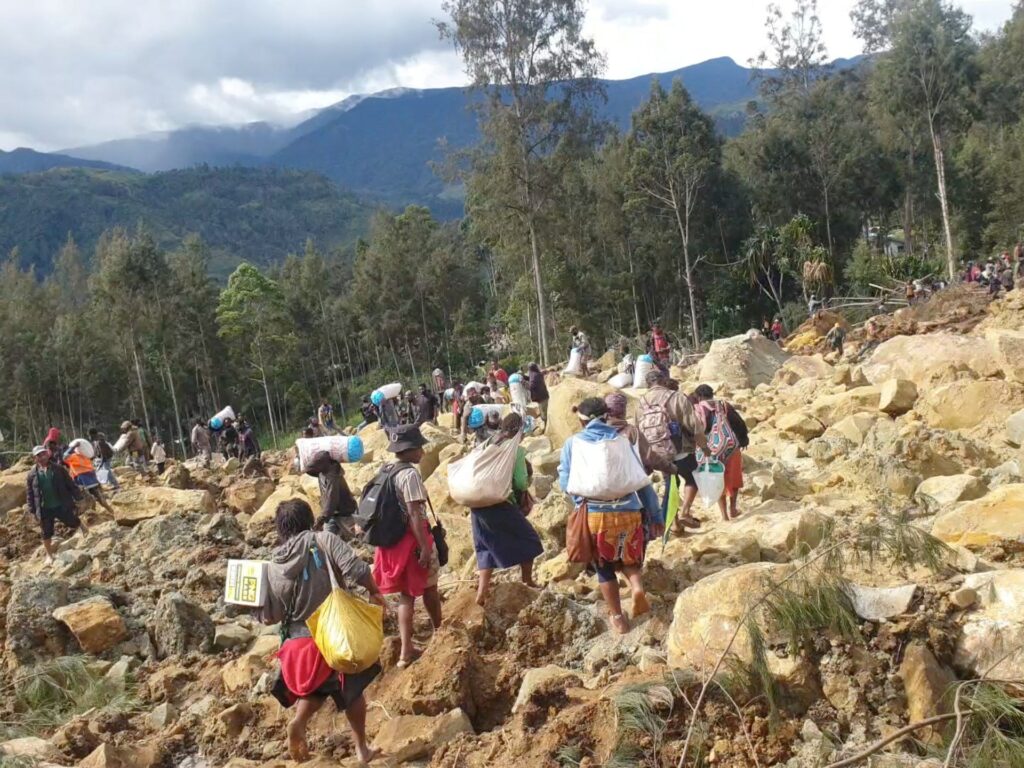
[
  {"left": 507, "top": 446, "right": 529, "bottom": 505},
  {"left": 37, "top": 466, "right": 60, "bottom": 509}
]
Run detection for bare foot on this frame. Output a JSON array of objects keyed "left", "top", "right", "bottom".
[
  {"left": 522, "top": 579, "right": 540, "bottom": 589},
  {"left": 631, "top": 591, "right": 651, "bottom": 619},
  {"left": 610, "top": 613, "right": 630, "bottom": 635},
  {"left": 356, "top": 746, "right": 380, "bottom": 765},
  {"left": 287, "top": 720, "right": 310, "bottom": 762},
  {"left": 680, "top": 515, "right": 702, "bottom": 528},
  {"left": 396, "top": 647, "right": 423, "bottom": 669},
  {"left": 475, "top": 589, "right": 488, "bottom": 607}
]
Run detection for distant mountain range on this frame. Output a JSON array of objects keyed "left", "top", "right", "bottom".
[
  {"left": 0, "top": 147, "right": 131, "bottom": 174},
  {"left": 0, "top": 166, "right": 374, "bottom": 278},
  {"left": 0, "top": 56, "right": 866, "bottom": 269}
]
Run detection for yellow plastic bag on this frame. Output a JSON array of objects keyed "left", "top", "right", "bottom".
[{"left": 306, "top": 586, "right": 383, "bottom": 674}]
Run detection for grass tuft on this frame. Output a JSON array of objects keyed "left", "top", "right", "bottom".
[{"left": 2, "top": 656, "right": 137, "bottom": 740}]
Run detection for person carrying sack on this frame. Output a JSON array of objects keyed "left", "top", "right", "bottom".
[
  {"left": 558, "top": 398, "right": 662, "bottom": 636},
  {"left": 358, "top": 425, "right": 443, "bottom": 669},
  {"left": 255, "top": 498, "right": 384, "bottom": 764},
  {"left": 460, "top": 413, "right": 543, "bottom": 607}
]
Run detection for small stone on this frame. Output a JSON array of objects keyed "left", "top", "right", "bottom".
[
  {"left": 0, "top": 736, "right": 62, "bottom": 762},
  {"left": 372, "top": 709, "right": 474, "bottom": 763},
  {"left": 949, "top": 587, "right": 978, "bottom": 609},
  {"left": 878, "top": 378, "right": 918, "bottom": 416},
  {"left": 214, "top": 622, "right": 254, "bottom": 651},
  {"left": 846, "top": 583, "right": 917, "bottom": 621},
  {"left": 104, "top": 657, "right": 132, "bottom": 687},
  {"left": 217, "top": 703, "right": 252, "bottom": 737},
  {"left": 148, "top": 702, "right": 178, "bottom": 730}
]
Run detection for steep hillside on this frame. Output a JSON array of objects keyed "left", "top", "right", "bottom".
[
  {"left": 0, "top": 287, "right": 1022, "bottom": 768},
  {"left": 0, "top": 147, "right": 132, "bottom": 174},
  {"left": 0, "top": 166, "right": 375, "bottom": 277}
]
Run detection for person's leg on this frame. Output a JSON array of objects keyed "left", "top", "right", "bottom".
[
  {"left": 597, "top": 564, "right": 629, "bottom": 634},
  {"left": 728, "top": 491, "right": 740, "bottom": 519},
  {"left": 476, "top": 568, "right": 492, "bottom": 606},
  {"left": 287, "top": 695, "right": 325, "bottom": 761},
  {"left": 396, "top": 594, "right": 419, "bottom": 665},
  {"left": 344, "top": 695, "right": 378, "bottom": 764},
  {"left": 718, "top": 493, "right": 729, "bottom": 522},
  {"left": 40, "top": 511, "right": 58, "bottom": 561},
  {"left": 520, "top": 560, "right": 538, "bottom": 588},
  {"left": 624, "top": 565, "right": 649, "bottom": 618},
  {"left": 90, "top": 486, "right": 115, "bottom": 515},
  {"left": 422, "top": 586, "right": 442, "bottom": 630}
]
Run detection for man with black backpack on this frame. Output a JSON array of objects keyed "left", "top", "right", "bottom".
[
  {"left": 637, "top": 369, "right": 709, "bottom": 535},
  {"left": 357, "top": 425, "right": 443, "bottom": 669}
]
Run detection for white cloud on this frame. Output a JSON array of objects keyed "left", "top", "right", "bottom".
[{"left": 0, "top": 0, "right": 1015, "bottom": 151}]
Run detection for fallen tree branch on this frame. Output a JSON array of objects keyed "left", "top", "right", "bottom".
[{"left": 823, "top": 713, "right": 958, "bottom": 768}]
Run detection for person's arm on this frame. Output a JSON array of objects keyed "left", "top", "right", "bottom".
[
  {"left": 638, "top": 483, "right": 663, "bottom": 526},
  {"left": 406, "top": 499, "right": 431, "bottom": 568},
  {"left": 511, "top": 446, "right": 529, "bottom": 493},
  {"left": 676, "top": 397, "right": 708, "bottom": 452},
  {"left": 25, "top": 473, "right": 36, "bottom": 517},
  {"left": 337, "top": 468, "right": 358, "bottom": 516}
]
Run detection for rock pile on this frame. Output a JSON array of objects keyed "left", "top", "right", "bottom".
[{"left": 1, "top": 287, "right": 1024, "bottom": 767}]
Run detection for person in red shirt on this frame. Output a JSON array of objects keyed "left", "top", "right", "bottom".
[
  {"left": 647, "top": 324, "right": 671, "bottom": 364},
  {"left": 490, "top": 361, "right": 509, "bottom": 388}
]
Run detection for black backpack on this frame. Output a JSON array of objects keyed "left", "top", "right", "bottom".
[{"left": 357, "top": 463, "right": 409, "bottom": 548}]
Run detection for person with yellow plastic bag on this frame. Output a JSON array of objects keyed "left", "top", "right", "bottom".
[{"left": 255, "top": 499, "right": 386, "bottom": 764}]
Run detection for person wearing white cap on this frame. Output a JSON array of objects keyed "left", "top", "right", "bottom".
[{"left": 26, "top": 445, "right": 89, "bottom": 563}]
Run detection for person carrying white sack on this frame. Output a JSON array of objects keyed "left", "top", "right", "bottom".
[{"left": 558, "top": 397, "right": 663, "bottom": 635}]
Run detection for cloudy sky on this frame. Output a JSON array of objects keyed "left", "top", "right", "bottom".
[{"left": 0, "top": 0, "right": 1014, "bottom": 151}]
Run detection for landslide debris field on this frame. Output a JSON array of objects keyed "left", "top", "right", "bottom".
[{"left": 3, "top": 288, "right": 1024, "bottom": 768}]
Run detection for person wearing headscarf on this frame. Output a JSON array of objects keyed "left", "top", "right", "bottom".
[
  {"left": 469, "top": 413, "right": 543, "bottom": 606},
  {"left": 558, "top": 398, "right": 663, "bottom": 635}
]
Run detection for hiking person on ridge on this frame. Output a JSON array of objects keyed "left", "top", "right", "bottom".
[
  {"left": 636, "top": 369, "right": 708, "bottom": 535},
  {"left": 255, "top": 498, "right": 384, "bottom": 764},
  {"left": 191, "top": 419, "right": 212, "bottom": 468},
  {"left": 559, "top": 398, "right": 662, "bottom": 635},
  {"left": 693, "top": 385, "right": 749, "bottom": 521},
  {"left": 365, "top": 425, "right": 442, "bottom": 669},
  {"left": 89, "top": 428, "right": 120, "bottom": 490},
  {"left": 469, "top": 412, "right": 542, "bottom": 607},
  {"left": 26, "top": 444, "right": 89, "bottom": 564}
]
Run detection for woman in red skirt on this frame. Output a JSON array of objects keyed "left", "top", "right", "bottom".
[
  {"left": 693, "top": 385, "right": 750, "bottom": 521},
  {"left": 256, "top": 499, "right": 386, "bottom": 764}
]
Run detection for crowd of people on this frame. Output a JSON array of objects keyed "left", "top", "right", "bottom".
[{"left": 257, "top": 362, "right": 751, "bottom": 760}]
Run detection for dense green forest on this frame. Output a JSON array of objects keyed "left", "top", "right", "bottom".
[
  {"left": 0, "top": 166, "right": 374, "bottom": 278},
  {"left": 3, "top": 0, "right": 1024, "bottom": 452}
]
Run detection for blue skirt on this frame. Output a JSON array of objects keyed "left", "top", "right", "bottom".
[
  {"left": 74, "top": 471, "right": 100, "bottom": 489},
  {"left": 471, "top": 501, "right": 544, "bottom": 570}
]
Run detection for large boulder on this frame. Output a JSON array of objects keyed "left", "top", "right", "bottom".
[
  {"left": 914, "top": 475, "right": 988, "bottom": 513},
  {"left": 152, "top": 591, "right": 215, "bottom": 658},
  {"left": 932, "top": 484, "right": 1024, "bottom": 548},
  {"left": 372, "top": 709, "right": 474, "bottom": 763},
  {"left": 52, "top": 597, "right": 128, "bottom": 655},
  {"left": 697, "top": 331, "right": 789, "bottom": 389},
  {"left": 775, "top": 354, "right": 833, "bottom": 385},
  {"left": 899, "top": 642, "right": 956, "bottom": 743},
  {"left": 5, "top": 577, "right": 73, "bottom": 663},
  {"left": 824, "top": 413, "right": 878, "bottom": 447},
  {"left": 861, "top": 333, "right": 999, "bottom": 385},
  {"left": 108, "top": 486, "right": 216, "bottom": 525},
  {"left": 546, "top": 378, "right": 617, "bottom": 449},
  {"left": 985, "top": 328, "right": 1024, "bottom": 383},
  {"left": 956, "top": 569, "right": 1024, "bottom": 678},
  {"left": 222, "top": 477, "right": 275, "bottom": 516},
  {"left": 667, "top": 562, "right": 792, "bottom": 670},
  {"left": 731, "top": 507, "right": 827, "bottom": 562},
  {"left": 358, "top": 423, "right": 392, "bottom": 462},
  {"left": 1008, "top": 409, "right": 1024, "bottom": 447},
  {"left": 245, "top": 480, "right": 308, "bottom": 539},
  {"left": 809, "top": 387, "right": 881, "bottom": 426},
  {"left": 419, "top": 423, "right": 458, "bottom": 481},
  {"left": 776, "top": 412, "right": 825, "bottom": 440},
  {"left": 917, "top": 380, "right": 1024, "bottom": 431},
  {"left": 877, "top": 379, "right": 918, "bottom": 416},
  {"left": 221, "top": 635, "right": 281, "bottom": 692},
  {"left": 529, "top": 492, "right": 572, "bottom": 547},
  {"left": 0, "top": 475, "right": 27, "bottom": 512}
]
